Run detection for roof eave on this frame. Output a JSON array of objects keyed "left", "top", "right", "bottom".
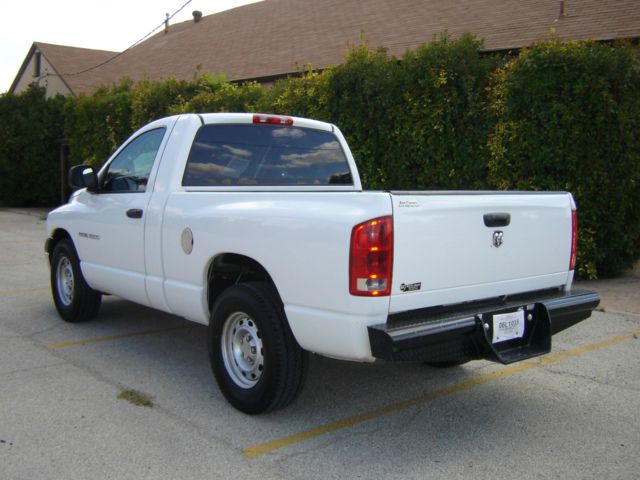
[
  {"left": 35, "top": 42, "right": 76, "bottom": 96},
  {"left": 8, "top": 42, "right": 76, "bottom": 96},
  {"left": 8, "top": 43, "right": 37, "bottom": 94}
]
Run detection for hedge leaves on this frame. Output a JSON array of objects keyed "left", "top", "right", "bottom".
[{"left": 1, "top": 36, "right": 638, "bottom": 277}]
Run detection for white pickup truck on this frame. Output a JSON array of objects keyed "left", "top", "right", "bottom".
[{"left": 46, "top": 113, "right": 599, "bottom": 413}]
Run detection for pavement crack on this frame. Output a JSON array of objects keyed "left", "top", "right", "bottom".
[
  {"left": 0, "top": 362, "right": 67, "bottom": 377},
  {"left": 26, "top": 324, "right": 62, "bottom": 338},
  {"left": 606, "top": 310, "right": 640, "bottom": 320},
  {"left": 0, "top": 317, "right": 61, "bottom": 340},
  {"left": 274, "top": 402, "right": 425, "bottom": 463},
  {"left": 34, "top": 342, "right": 254, "bottom": 459},
  {"left": 539, "top": 365, "right": 640, "bottom": 393}
]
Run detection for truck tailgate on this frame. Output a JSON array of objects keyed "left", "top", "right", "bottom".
[{"left": 390, "top": 192, "right": 573, "bottom": 314}]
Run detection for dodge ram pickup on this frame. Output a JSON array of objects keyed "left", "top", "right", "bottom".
[{"left": 46, "top": 113, "right": 600, "bottom": 413}]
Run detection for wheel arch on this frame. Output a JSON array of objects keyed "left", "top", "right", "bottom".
[
  {"left": 46, "top": 228, "right": 73, "bottom": 260},
  {"left": 206, "top": 253, "right": 281, "bottom": 312}
]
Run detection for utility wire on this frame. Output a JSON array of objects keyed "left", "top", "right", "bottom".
[{"left": 62, "top": 0, "right": 193, "bottom": 76}]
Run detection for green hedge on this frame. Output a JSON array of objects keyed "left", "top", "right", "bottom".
[
  {"left": 63, "top": 79, "right": 134, "bottom": 167},
  {"left": 488, "top": 40, "right": 640, "bottom": 277},
  {"left": 323, "top": 46, "right": 400, "bottom": 188},
  {"left": 172, "top": 75, "right": 263, "bottom": 114},
  {"left": 0, "top": 87, "right": 64, "bottom": 205},
  {"left": 62, "top": 74, "right": 265, "bottom": 168},
  {"left": 257, "top": 70, "right": 330, "bottom": 121},
  {"left": 370, "top": 34, "right": 499, "bottom": 189},
  {"left": 130, "top": 77, "right": 200, "bottom": 130},
  {"left": 1, "top": 36, "right": 639, "bottom": 277},
  {"left": 280, "top": 35, "right": 499, "bottom": 190}
]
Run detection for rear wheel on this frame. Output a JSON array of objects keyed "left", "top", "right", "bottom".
[
  {"left": 50, "top": 239, "right": 101, "bottom": 322},
  {"left": 209, "top": 282, "right": 308, "bottom": 414}
]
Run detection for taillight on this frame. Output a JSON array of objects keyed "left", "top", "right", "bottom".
[
  {"left": 252, "top": 114, "right": 293, "bottom": 126},
  {"left": 349, "top": 216, "right": 393, "bottom": 296},
  {"left": 570, "top": 209, "right": 577, "bottom": 270}
]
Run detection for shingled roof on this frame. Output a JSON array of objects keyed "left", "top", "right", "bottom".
[{"left": 13, "top": 0, "right": 640, "bottom": 96}]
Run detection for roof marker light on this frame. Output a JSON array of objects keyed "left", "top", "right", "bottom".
[{"left": 252, "top": 114, "right": 293, "bottom": 126}]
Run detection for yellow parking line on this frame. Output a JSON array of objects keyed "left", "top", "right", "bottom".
[
  {"left": 45, "top": 325, "right": 192, "bottom": 349},
  {"left": 243, "top": 329, "right": 640, "bottom": 459},
  {"left": 0, "top": 287, "right": 49, "bottom": 295}
]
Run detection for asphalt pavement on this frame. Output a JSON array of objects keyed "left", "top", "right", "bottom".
[{"left": 1, "top": 208, "right": 638, "bottom": 480}]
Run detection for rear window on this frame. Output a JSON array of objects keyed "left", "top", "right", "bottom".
[{"left": 182, "top": 124, "right": 353, "bottom": 187}]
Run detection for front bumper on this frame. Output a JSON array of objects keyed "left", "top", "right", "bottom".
[{"left": 368, "top": 289, "right": 600, "bottom": 364}]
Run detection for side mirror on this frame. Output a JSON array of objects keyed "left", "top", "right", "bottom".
[{"left": 68, "top": 165, "right": 98, "bottom": 191}]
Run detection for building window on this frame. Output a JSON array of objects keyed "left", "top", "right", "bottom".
[{"left": 33, "top": 52, "right": 41, "bottom": 77}]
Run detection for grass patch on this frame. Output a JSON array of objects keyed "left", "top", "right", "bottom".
[{"left": 117, "top": 389, "right": 153, "bottom": 408}]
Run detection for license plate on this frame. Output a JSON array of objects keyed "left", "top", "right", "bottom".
[{"left": 492, "top": 309, "right": 525, "bottom": 344}]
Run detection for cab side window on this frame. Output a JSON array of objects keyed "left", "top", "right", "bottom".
[{"left": 101, "top": 128, "right": 166, "bottom": 193}]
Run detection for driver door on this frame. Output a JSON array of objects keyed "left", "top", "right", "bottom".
[{"left": 76, "top": 126, "right": 167, "bottom": 306}]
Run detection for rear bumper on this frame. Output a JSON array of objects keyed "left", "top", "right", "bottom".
[{"left": 368, "top": 289, "right": 600, "bottom": 364}]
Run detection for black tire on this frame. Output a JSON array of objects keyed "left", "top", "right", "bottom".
[
  {"left": 50, "top": 239, "right": 102, "bottom": 322},
  {"left": 208, "top": 282, "right": 308, "bottom": 414}
]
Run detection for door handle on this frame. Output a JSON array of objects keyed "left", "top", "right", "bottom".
[
  {"left": 484, "top": 212, "right": 510, "bottom": 227},
  {"left": 126, "top": 208, "right": 143, "bottom": 219}
]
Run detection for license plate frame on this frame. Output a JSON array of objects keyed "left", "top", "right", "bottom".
[{"left": 491, "top": 309, "right": 525, "bottom": 344}]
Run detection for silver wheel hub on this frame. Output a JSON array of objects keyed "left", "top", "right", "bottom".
[
  {"left": 221, "top": 312, "right": 264, "bottom": 389},
  {"left": 56, "top": 256, "right": 74, "bottom": 307}
]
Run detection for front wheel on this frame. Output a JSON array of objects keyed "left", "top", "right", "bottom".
[
  {"left": 50, "top": 239, "right": 101, "bottom": 322},
  {"left": 208, "top": 282, "right": 308, "bottom": 414}
]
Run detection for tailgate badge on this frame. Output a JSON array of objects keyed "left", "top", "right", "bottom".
[
  {"left": 400, "top": 282, "right": 421, "bottom": 293},
  {"left": 398, "top": 200, "right": 419, "bottom": 208},
  {"left": 492, "top": 231, "right": 504, "bottom": 248}
]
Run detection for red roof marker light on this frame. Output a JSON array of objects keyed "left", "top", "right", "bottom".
[{"left": 253, "top": 114, "right": 293, "bottom": 126}]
